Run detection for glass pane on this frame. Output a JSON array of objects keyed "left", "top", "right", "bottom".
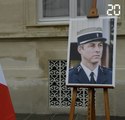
[
  {"left": 43, "top": 0, "right": 69, "bottom": 17},
  {"left": 77, "top": 0, "right": 89, "bottom": 16}
]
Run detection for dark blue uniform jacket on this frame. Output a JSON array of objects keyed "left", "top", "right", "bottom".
[{"left": 69, "top": 64, "right": 112, "bottom": 84}]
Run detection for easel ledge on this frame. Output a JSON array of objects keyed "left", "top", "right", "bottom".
[{"left": 67, "top": 85, "right": 114, "bottom": 89}]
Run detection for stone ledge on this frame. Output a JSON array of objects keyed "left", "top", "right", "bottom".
[{"left": 16, "top": 113, "right": 125, "bottom": 120}]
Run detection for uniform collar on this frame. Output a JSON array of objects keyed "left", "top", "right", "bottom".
[{"left": 80, "top": 62, "right": 99, "bottom": 81}]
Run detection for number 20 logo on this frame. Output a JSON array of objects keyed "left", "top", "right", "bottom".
[{"left": 107, "top": 4, "right": 121, "bottom": 16}]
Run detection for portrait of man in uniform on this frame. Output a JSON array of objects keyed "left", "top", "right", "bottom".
[{"left": 66, "top": 17, "right": 117, "bottom": 87}]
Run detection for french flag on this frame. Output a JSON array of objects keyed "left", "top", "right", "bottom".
[{"left": 0, "top": 65, "right": 16, "bottom": 120}]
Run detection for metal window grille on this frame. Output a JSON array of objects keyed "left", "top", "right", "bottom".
[{"left": 48, "top": 60, "right": 88, "bottom": 108}]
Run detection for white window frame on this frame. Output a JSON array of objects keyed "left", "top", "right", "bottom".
[{"left": 37, "top": 0, "right": 78, "bottom": 24}]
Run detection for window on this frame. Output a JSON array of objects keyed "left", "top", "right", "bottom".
[
  {"left": 42, "top": 0, "right": 69, "bottom": 17},
  {"left": 37, "top": 0, "right": 112, "bottom": 22},
  {"left": 37, "top": 0, "right": 69, "bottom": 22}
]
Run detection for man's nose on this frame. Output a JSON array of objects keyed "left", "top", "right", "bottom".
[{"left": 95, "top": 46, "right": 100, "bottom": 51}]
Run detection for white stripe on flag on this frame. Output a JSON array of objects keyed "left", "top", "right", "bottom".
[{"left": 0, "top": 65, "right": 7, "bottom": 86}]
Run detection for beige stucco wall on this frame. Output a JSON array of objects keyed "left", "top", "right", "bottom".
[
  {"left": 0, "top": 0, "right": 125, "bottom": 116},
  {"left": 0, "top": 38, "right": 67, "bottom": 114}
]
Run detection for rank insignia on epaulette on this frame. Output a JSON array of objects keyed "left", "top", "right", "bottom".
[{"left": 77, "top": 65, "right": 82, "bottom": 72}]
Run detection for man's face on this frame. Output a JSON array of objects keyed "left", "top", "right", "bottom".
[{"left": 78, "top": 41, "right": 103, "bottom": 64}]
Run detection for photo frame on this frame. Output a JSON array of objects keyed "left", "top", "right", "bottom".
[{"left": 66, "top": 16, "right": 117, "bottom": 88}]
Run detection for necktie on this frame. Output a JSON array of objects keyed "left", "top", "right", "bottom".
[{"left": 90, "top": 72, "right": 96, "bottom": 84}]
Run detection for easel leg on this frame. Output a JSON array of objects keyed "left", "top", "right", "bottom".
[
  {"left": 69, "top": 87, "right": 77, "bottom": 120},
  {"left": 103, "top": 88, "right": 110, "bottom": 120},
  {"left": 88, "top": 88, "right": 96, "bottom": 120}
]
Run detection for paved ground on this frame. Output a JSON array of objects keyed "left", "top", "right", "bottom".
[{"left": 16, "top": 114, "right": 125, "bottom": 120}]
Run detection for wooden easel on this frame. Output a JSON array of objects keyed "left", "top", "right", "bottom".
[
  {"left": 87, "top": 0, "right": 99, "bottom": 18},
  {"left": 69, "top": 87, "right": 110, "bottom": 120},
  {"left": 69, "top": 0, "right": 111, "bottom": 120}
]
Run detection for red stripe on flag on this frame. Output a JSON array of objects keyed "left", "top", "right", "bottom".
[{"left": 0, "top": 83, "right": 16, "bottom": 120}]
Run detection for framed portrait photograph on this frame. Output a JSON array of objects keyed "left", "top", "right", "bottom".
[{"left": 66, "top": 16, "right": 117, "bottom": 88}]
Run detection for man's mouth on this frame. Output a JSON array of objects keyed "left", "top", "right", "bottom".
[{"left": 93, "top": 55, "right": 100, "bottom": 57}]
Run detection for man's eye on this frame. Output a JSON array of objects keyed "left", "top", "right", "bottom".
[
  {"left": 99, "top": 44, "right": 103, "bottom": 47},
  {"left": 89, "top": 44, "right": 95, "bottom": 47}
]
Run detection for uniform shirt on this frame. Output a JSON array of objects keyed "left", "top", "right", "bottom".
[
  {"left": 68, "top": 64, "right": 112, "bottom": 84},
  {"left": 80, "top": 62, "right": 98, "bottom": 82}
]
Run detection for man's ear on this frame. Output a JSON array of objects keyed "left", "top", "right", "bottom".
[{"left": 77, "top": 46, "right": 82, "bottom": 54}]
